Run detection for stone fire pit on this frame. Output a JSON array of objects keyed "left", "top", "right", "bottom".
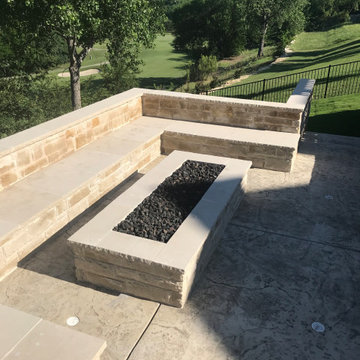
[{"left": 68, "top": 151, "right": 251, "bottom": 307}]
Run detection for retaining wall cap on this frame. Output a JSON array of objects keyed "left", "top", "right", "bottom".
[
  {"left": 141, "top": 88, "right": 302, "bottom": 112},
  {"left": 287, "top": 79, "right": 316, "bottom": 108},
  {"left": 0, "top": 88, "right": 144, "bottom": 158}
]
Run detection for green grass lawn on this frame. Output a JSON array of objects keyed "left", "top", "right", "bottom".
[
  {"left": 50, "top": 43, "right": 108, "bottom": 75},
  {"left": 217, "top": 47, "right": 276, "bottom": 77},
  {"left": 51, "top": 34, "right": 188, "bottom": 89},
  {"left": 307, "top": 93, "right": 360, "bottom": 136},
  {"left": 237, "top": 23, "right": 360, "bottom": 84},
  {"left": 138, "top": 34, "right": 188, "bottom": 88}
]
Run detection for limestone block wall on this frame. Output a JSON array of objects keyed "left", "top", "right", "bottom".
[
  {"left": 161, "top": 131, "right": 297, "bottom": 172},
  {"left": 142, "top": 91, "right": 303, "bottom": 134},
  {"left": 0, "top": 89, "right": 143, "bottom": 191}
]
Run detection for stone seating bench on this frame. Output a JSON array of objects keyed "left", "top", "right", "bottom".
[
  {"left": 0, "top": 82, "right": 314, "bottom": 278},
  {"left": 68, "top": 151, "right": 252, "bottom": 308},
  {"left": 0, "top": 118, "right": 162, "bottom": 279},
  {"left": 159, "top": 118, "right": 299, "bottom": 172}
]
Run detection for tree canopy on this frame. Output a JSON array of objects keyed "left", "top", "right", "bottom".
[
  {"left": 172, "top": 0, "right": 308, "bottom": 60},
  {"left": 0, "top": 26, "right": 67, "bottom": 78},
  {"left": 1, "top": 0, "right": 165, "bottom": 109},
  {"left": 245, "top": 0, "right": 307, "bottom": 57},
  {"left": 172, "top": 0, "right": 246, "bottom": 59},
  {"left": 306, "top": 0, "right": 360, "bottom": 30}
]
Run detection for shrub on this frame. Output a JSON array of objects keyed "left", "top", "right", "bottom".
[
  {"left": 234, "top": 69, "right": 243, "bottom": 79},
  {"left": 195, "top": 81, "right": 210, "bottom": 94},
  {"left": 210, "top": 76, "right": 222, "bottom": 88},
  {"left": 186, "top": 55, "right": 218, "bottom": 82},
  {"left": 101, "top": 62, "right": 138, "bottom": 94},
  {"left": 0, "top": 75, "right": 71, "bottom": 138},
  {"left": 197, "top": 55, "right": 218, "bottom": 81}
]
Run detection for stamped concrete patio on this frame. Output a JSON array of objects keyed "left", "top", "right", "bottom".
[{"left": 0, "top": 131, "right": 359, "bottom": 359}]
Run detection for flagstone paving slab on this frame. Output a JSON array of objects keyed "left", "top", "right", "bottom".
[{"left": 1, "top": 306, "right": 106, "bottom": 360}]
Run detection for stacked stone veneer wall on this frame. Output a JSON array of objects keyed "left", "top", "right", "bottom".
[
  {"left": 161, "top": 131, "right": 296, "bottom": 172},
  {"left": 0, "top": 91, "right": 142, "bottom": 192},
  {"left": 142, "top": 91, "right": 303, "bottom": 133}
]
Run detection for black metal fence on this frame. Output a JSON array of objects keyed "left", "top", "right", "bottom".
[
  {"left": 300, "top": 91, "right": 313, "bottom": 136},
  {"left": 206, "top": 60, "right": 360, "bottom": 103}
]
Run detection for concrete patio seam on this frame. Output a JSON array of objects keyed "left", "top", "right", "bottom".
[
  {"left": 125, "top": 303, "right": 161, "bottom": 360},
  {"left": 233, "top": 223, "right": 360, "bottom": 253}
]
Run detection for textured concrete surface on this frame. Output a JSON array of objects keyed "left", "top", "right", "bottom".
[
  {"left": 0, "top": 132, "right": 359, "bottom": 360},
  {"left": 129, "top": 132, "right": 360, "bottom": 360}
]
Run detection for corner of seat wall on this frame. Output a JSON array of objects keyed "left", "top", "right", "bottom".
[{"left": 0, "top": 88, "right": 146, "bottom": 192}]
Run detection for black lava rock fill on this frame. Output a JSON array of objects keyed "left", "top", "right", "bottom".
[{"left": 113, "top": 160, "right": 225, "bottom": 243}]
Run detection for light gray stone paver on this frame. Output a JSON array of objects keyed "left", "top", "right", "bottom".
[
  {"left": 0, "top": 304, "right": 41, "bottom": 359},
  {"left": 164, "top": 120, "right": 300, "bottom": 147},
  {"left": 4, "top": 319, "right": 106, "bottom": 360}
]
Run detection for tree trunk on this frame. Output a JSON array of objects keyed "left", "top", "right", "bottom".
[
  {"left": 258, "top": 18, "right": 268, "bottom": 57},
  {"left": 67, "top": 37, "right": 82, "bottom": 110},
  {"left": 69, "top": 65, "right": 81, "bottom": 110}
]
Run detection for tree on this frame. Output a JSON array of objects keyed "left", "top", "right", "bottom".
[
  {"left": 164, "top": 0, "right": 189, "bottom": 16},
  {"left": 1, "top": 1, "right": 165, "bottom": 110},
  {"left": 163, "top": 0, "right": 189, "bottom": 30},
  {"left": 305, "top": 0, "right": 360, "bottom": 30},
  {"left": 246, "top": 0, "right": 307, "bottom": 57},
  {"left": 172, "top": 0, "right": 246, "bottom": 59},
  {"left": 0, "top": 28, "right": 67, "bottom": 78}
]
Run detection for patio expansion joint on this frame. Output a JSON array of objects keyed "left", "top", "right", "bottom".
[
  {"left": 125, "top": 303, "right": 161, "bottom": 360},
  {"left": 234, "top": 223, "right": 360, "bottom": 254}
]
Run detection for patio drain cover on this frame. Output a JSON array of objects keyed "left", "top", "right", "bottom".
[
  {"left": 312, "top": 322, "right": 325, "bottom": 332},
  {"left": 66, "top": 316, "right": 80, "bottom": 327}
]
